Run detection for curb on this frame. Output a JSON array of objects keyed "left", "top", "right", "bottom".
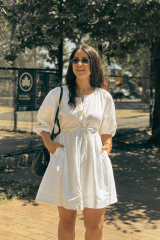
[{"left": 0, "top": 152, "right": 35, "bottom": 171}]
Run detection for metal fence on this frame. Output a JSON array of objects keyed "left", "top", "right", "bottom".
[
  {"left": 0, "top": 74, "right": 154, "bottom": 132},
  {"left": 105, "top": 75, "right": 155, "bottom": 132},
  {"left": 0, "top": 70, "right": 155, "bottom": 157}
]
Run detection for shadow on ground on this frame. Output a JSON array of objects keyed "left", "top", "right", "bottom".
[
  {"left": 0, "top": 131, "right": 43, "bottom": 155},
  {"left": 104, "top": 146, "right": 160, "bottom": 234},
  {"left": 8, "top": 142, "right": 159, "bottom": 236}
]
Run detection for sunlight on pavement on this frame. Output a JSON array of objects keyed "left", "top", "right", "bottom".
[
  {"left": 0, "top": 120, "right": 34, "bottom": 127},
  {"left": 0, "top": 107, "right": 14, "bottom": 113},
  {"left": 115, "top": 109, "right": 149, "bottom": 117}
]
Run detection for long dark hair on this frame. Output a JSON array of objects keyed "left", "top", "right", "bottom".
[{"left": 66, "top": 45, "right": 105, "bottom": 107}]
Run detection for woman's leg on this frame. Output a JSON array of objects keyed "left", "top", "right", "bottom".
[
  {"left": 83, "top": 207, "right": 106, "bottom": 240},
  {"left": 57, "top": 206, "right": 77, "bottom": 240}
]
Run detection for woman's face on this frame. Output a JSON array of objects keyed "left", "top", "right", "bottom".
[{"left": 72, "top": 49, "right": 91, "bottom": 79}]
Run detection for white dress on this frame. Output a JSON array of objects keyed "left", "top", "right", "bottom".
[{"left": 33, "top": 85, "right": 117, "bottom": 210}]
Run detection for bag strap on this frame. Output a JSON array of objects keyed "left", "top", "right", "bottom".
[{"left": 50, "top": 87, "right": 63, "bottom": 140}]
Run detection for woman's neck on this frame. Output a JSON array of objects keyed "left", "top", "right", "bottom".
[{"left": 76, "top": 77, "right": 94, "bottom": 93}]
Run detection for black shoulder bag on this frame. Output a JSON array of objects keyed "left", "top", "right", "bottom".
[{"left": 32, "top": 87, "right": 63, "bottom": 177}]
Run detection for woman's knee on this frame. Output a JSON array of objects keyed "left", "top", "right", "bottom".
[
  {"left": 58, "top": 206, "right": 77, "bottom": 230},
  {"left": 59, "top": 216, "right": 77, "bottom": 232},
  {"left": 83, "top": 207, "right": 105, "bottom": 235},
  {"left": 60, "top": 215, "right": 77, "bottom": 226},
  {"left": 85, "top": 222, "right": 104, "bottom": 235}
]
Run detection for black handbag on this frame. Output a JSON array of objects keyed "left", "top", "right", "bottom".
[{"left": 32, "top": 87, "right": 63, "bottom": 177}]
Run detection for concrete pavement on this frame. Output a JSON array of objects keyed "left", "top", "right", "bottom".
[{"left": 0, "top": 133, "right": 160, "bottom": 240}]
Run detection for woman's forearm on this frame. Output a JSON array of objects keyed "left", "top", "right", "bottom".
[
  {"left": 40, "top": 131, "right": 52, "bottom": 148},
  {"left": 101, "top": 134, "right": 112, "bottom": 154},
  {"left": 101, "top": 134, "right": 112, "bottom": 146},
  {"left": 40, "top": 131, "right": 65, "bottom": 154}
]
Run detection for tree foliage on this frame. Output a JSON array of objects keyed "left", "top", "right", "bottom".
[
  {"left": 2, "top": 0, "right": 96, "bottom": 62},
  {"left": 2, "top": 0, "right": 160, "bottom": 61},
  {"left": 2, "top": 0, "right": 160, "bottom": 143}
]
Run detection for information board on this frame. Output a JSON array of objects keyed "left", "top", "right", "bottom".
[{"left": 17, "top": 69, "right": 59, "bottom": 111}]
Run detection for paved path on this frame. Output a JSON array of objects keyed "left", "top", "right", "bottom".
[
  {"left": 0, "top": 131, "right": 43, "bottom": 156},
  {"left": 0, "top": 138, "right": 160, "bottom": 240}
]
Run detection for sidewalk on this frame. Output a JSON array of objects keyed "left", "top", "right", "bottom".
[{"left": 0, "top": 135, "right": 160, "bottom": 240}]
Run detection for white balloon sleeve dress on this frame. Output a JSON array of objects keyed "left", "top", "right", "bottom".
[{"left": 33, "top": 85, "right": 117, "bottom": 210}]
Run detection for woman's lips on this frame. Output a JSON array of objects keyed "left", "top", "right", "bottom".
[{"left": 76, "top": 69, "right": 84, "bottom": 71}]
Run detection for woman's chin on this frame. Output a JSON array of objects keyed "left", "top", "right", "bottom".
[
  {"left": 75, "top": 72, "right": 90, "bottom": 78},
  {"left": 75, "top": 73, "right": 86, "bottom": 78}
]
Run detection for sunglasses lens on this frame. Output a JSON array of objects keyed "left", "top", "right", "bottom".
[
  {"left": 71, "top": 58, "right": 90, "bottom": 64},
  {"left": 82, "top": 59, "right": 89, "bottom": 64},
  {"left": 72, "top": 59, "right": 79, "bottom": 64}
]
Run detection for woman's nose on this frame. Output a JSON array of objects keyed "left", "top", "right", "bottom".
[{"left": 78, "top": 59, "right": 83, "bottom": 66}]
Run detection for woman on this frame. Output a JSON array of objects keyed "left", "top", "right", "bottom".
[{"left": 33, "top": 45, "right": 117, "bottom": 240}]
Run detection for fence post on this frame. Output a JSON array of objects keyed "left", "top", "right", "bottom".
[
  {"left": 31, "top": 111, "right": 34, "bottom": 135},
  {"left": 12, "top": 0, "right": 18, "bottom": 131},
  {"left": 13, "top": 73, "right": 17, "bottom": 131}
]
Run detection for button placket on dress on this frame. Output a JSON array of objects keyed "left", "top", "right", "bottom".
[
  {"left": 80, "top": 96, "right": 86, "bottom": 202},
  {"left": 71, "top": 96, "right": 87, "bottom": 163},
  {"left": 74, "top": 96, "right": 87, "bottom": 203}
]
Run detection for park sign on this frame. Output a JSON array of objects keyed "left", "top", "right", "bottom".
[{"left": 17, "top": 69, "right": 59, "bottom": 111}]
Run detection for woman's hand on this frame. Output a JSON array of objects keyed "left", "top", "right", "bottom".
[
  {"left": 101, "top": 134, "right": 112, "bottom": 155},
  {"left": 102, "top": 144, "right": 112, "bottom": 155},
  {"left": 47, "top": 141, "right": 65, "bottom": 154},
  {"left": 40, "top": 131, "right": 65, "bottom": 154}
]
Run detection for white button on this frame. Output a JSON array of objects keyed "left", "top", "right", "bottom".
[{"left": 79, "top": 110, "right": 84, "bottom": 114}]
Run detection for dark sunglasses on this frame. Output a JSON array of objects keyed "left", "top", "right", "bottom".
[{"left": 71, "top": 58, "right": 90, "bottom": 64}]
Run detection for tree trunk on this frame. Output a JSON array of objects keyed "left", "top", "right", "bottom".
[
  {"left": 58, "top": 39, "right": 63, "bottom": 82},
  {"left": 75, "top": 32, "right": 83, "bottom": 48},
  {"left": 58, "top": 0, "right": 63, "bottom": 83},
  {"left": 146, "top": 41, "right": 160, "bottom": 146},
  {"left": 141, "top": 51, "right": 150, "bottom": 103},
  {"left": 98, "top": 43, "right": 102, "bottom": 59}
]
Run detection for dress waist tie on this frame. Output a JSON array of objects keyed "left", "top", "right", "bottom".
[{"left": 62, "top": 127, "right": 97, "bottom": 162}]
